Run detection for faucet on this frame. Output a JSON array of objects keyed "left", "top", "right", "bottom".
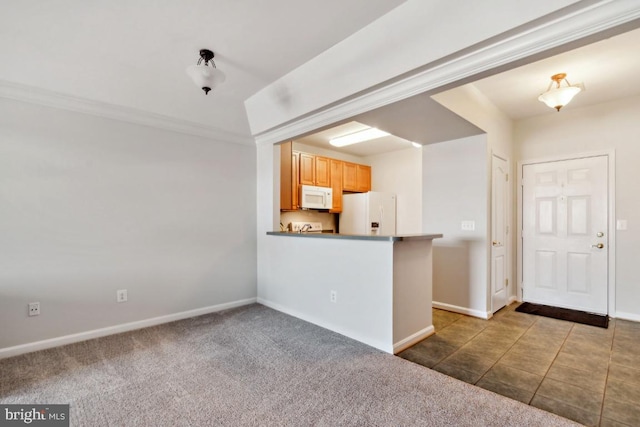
[{"left": 299, "top": 223, "right": 312, "bottom": 233}]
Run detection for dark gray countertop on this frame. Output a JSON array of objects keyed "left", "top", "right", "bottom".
[{"left": 266, "top": 231, "right": 443, "bottom": 242}]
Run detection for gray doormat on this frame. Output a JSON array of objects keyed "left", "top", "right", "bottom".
[{"left": 516, "top": 302, "right": 609, "bottom": 328}]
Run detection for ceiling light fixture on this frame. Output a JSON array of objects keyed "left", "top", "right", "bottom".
[
  {"left": 329, "top": 127, "right": 390, "bottom": 147},
  {"left": 538, "top": 73, "right": 583, "bottom": 112},
  {"left": 186, "top": 49, "right": 226, "bottom": 95}
]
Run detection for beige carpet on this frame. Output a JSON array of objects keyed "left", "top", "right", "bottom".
[{"left": 0, "top": 304, "right": 579, "bottom": 426}]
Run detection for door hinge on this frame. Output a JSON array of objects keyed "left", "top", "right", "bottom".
[
  {"left": 505, "top": 278, "right": 509, "bottom": 287},
  {"left": 506, "top": 173, "right": 509, "bottom": 181}
]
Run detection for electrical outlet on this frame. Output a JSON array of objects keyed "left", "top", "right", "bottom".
[
  {"left": 330, "top": 290, "right": 337, "bottom": 303},
  {"left": 117, "top": 289, "right": 128, "bottom": 303},
  {"left": 461, "top": 220, "right": 475, "bottom": 231},
  {"left": 28, "top": 302, "right": 40, "bottom": 316}
]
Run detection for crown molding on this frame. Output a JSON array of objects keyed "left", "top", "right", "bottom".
[
  {"left": 254, "top": 0, "right": 640, "bottom": 146},
  {"left": 0, "top": 80, "right": 253, "bottom": 145}
]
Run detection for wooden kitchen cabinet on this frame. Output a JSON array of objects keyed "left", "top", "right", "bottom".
[
  {"left": 342, "top": 162, "right": 358, "bottom": 191},
  {"left": 329, "top": 159, "right": 343, "bottom": 213},
  {"left": 291, "top": 151, "right": 299, "bottom": 209},
  {"left": 300, "top": 153, "right": 331, "bottom": 187},
  {"left": 356, "top": 164, "right": 371, "bottom": 192},
  {"left": 299, "top": 153, "right": 315, "bottom": 186},
  {"left": 315, "top": 156, "right": 331, "bottom": 187},
  {"left": 280, "top": 141, "right": 300, "bottom": 211},
  {"left": 281, "top": 144, "right": 371, "bottom": 211},
  {"left": 342, "top": 162, "right": 370, "bottom": 192}
]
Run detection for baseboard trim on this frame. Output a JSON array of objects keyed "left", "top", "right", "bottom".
[
  {"left": 433, "top": 301, "right": 492, "bottom": 320},
  {"left": 613, "top": 311, "right": 640, "bottom": 322},
  {"left": 393, "top": 325, "right": 435, "bottom": 355},
  {"left": 507, "top": 296, "right": 518, "bottom": 306},
  {"left": 0, "top": 297, "right": 257, "bottom": 359}
]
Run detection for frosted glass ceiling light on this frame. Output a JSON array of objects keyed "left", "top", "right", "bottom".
[
  {"left": 538, "top": 73, "right": 583, "bottom": 112},
  {"left": 186, "top": 49, "right": 226, "bottom": 95},
  {"left": 329, "top": 127, "right": 390, "bottom": 147}
]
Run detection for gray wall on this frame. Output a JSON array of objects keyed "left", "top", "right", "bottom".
[
  {"left": 0, "top": 99, "right": 257, "bottom": 350},
  {"left": 423, "top": 135, "right": 489, "bottom": 317}
]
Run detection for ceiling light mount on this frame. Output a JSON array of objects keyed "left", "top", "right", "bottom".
[
  {"left": 538, "top": 72, "right": 583, "bottom": 112},
  {"left": 198, "top": 49, "right": 214, "bottom": 64},
  {"left": 186, "top": 48, "right": 226, "bottom": 95}
]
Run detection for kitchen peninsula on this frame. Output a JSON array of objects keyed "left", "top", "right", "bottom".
[{"left": 262, "top": 231, "right": 442, "bottom": 354}]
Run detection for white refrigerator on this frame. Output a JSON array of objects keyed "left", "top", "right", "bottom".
[{"left": 339, "top": 192, "right": 397, "bottom": 235}]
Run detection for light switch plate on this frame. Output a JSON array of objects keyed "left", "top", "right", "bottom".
[
  {"left": 461, "top": 220, "right": 475, "bottom": 231},
  {"left": 616, "top": 219, "right": 627, "bottom": 230}
]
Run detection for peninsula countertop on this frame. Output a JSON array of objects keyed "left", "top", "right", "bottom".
[{"left": 266, "top": 231, "right": 443, "bottom": 242}]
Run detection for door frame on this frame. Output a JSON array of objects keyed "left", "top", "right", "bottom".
[
  {"left": 490, "top": 150, "right": 511, "bottom": 313},
  {"left": 517, "top": 150, "right": 616, "bottom": 316}
]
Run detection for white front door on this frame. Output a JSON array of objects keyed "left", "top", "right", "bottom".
[
  {"left": 522, "top": 156, "right": 608, "bottom": 314},
  {"left": 491, "top": 154, "right": 508, "bottom": 312}
]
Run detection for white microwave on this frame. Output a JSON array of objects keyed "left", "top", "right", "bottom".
[{"left": 300, "top": 185, "right": 333, "bottom": 210}]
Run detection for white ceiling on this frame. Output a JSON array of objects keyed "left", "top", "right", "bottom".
[
  {"left": 3, "top": 4, "right": 639, "bottom": 154},
  {"left": 296, "top": 121, "right": 417, "bottom": 157},
  {"left": 471, "top": 27, "right": 640, "bottom": 120},
  {"left": 0, "top": 1, "right": 406, "bottom": 140}
]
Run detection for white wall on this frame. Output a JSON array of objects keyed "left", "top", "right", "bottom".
[
  {"left": 260, "top": 236, "right": 394, "bottom": 352},
  {"left": 515, "top": 95, "right": 640, "bottom": 320},
  {"left": 423, "top": 135, "right": 490, "bottom": 318},
  {"left": 0, "top": 99, "right": 257, "bottom": 352},
  {"left": 432, "top": 84, "right": 516, "bottom": 307},
  {"left": 366, "top": 148, "right": 422, "bottom": 234},
  {"left": 432, "top": 85, "right": 514, "bottom": 158}
]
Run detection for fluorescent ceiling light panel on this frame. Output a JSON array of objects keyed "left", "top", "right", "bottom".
[{"left": 329, "top": 127, "right": 390, "bottom": 147}]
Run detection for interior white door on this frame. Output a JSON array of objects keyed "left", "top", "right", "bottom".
[
  {"left": 522, "top": 156, "right": 608, "bottom": 314},
  {"left": 491, "top": 155, "right": 508, "bottom": 312}
]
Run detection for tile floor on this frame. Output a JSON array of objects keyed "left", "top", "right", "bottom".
[{"left": 399, "top": 303, "right": 640, "bottom": 427}]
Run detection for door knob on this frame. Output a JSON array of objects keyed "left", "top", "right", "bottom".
[{"left": 591, "top": 243, "right": 604, "bottom": 249}]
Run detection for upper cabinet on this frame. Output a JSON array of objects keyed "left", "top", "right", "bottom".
[
  {"left": 280, "top": 141, "right": 300, "bottom": 211},
  {"left": 300, "top": 154, "right": 330, "bottom": 187},
  {"left": 299, "top": 153, "right": 315, "bottom": 186},
  {"left": 343, "top": 162, "right": 357, "bottom": 192},
  {"left": 356, "top": 164, "right": 371, "bottom": 193},
  {"left": 343, "top": 162, "right": 371, "bottom": 193},
  {"left": 292, "top": 151, "right": 299, "bottom": 209},
  {"left": 329, "top": 159, "right": 343, "bottom": 213},
  {"left": 315, "top": 156, "right": 331, "bottom": 187}
]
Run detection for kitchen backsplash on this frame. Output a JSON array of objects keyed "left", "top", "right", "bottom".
[{"left": 280, "top": 211, "right": 337, "bottom": 232}]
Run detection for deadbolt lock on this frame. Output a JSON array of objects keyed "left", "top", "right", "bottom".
[{"left": 596, "top": 232, "right": 604, "bottom": 237}]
